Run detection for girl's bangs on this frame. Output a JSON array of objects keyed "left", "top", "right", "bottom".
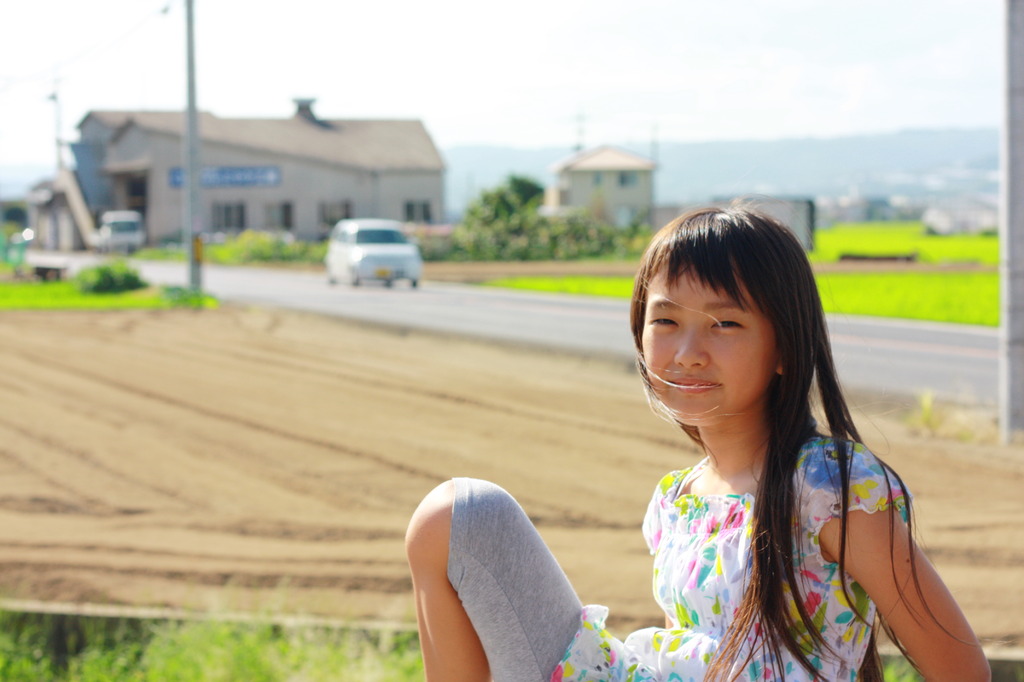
[{"left": 650, "top": 217, "right": 749, "bottom": 308}]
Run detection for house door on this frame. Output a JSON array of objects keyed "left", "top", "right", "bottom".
[{"left": 126, "top": 175, "right": 148, "bottom": 220}]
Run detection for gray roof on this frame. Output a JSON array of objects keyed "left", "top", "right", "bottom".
[{"left": 80, "top": 110, "right": 444, "bottom": 172}]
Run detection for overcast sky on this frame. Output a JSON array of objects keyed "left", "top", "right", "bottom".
[{"left": 0, "top": 0, "right": 1004, "bottom": 174}]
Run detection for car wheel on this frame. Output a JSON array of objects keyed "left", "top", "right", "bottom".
[
  {"left": 384, "top": 279, "right": 394, "bottom": 288},
  {"left": 350, "top": 269, "right": 361, "bottom": 287},
  {"left": 327, "top": 271, "right": 337, "bottom": 286},
  {"left": 411, "top": 279, "right": 419, "bottom": 289}
]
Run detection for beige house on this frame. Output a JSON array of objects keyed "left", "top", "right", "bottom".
[
  {"left": 34, "top": 99, "right": 444, "bottom": 249},
  {"left": 544, "top": 146, "right": 655, "bottom": 227}
]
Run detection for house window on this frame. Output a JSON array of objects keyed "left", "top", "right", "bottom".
[
  {"left": 404, "top": 201, "right": 432, "bottom": 223},
  {"left": 618, "top": 171, "right": 638, "bottom": 187},
  {"left": 592, "top": 172, "right": 603, "bottom": 187},
  {"left": 319, "top": 201, "right": 352, "bottom": 227},
  {"left": 212, "top": 202, "right": 246, "bottom": 231},
  {"left": 265, "top": 201, "right": 294, "bottom": 230}
]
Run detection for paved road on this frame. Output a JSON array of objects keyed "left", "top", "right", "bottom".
[
  {"left": 133, "top": 260, "right": 998, "bottom": 406},
  {"left": 30, "top": 253, "right": 1000, "bottom": 406}
]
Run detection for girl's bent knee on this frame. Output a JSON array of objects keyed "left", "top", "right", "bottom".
[{"left": 405, "top": 480, "right": 455, "bottom": 569}]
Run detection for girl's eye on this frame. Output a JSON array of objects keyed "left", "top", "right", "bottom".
[
  {"left": 715, "top": 320, "right": 741, "bottom": 329},
  {"left": 650, "top": 318, "right": 676, "bottom": 326}
]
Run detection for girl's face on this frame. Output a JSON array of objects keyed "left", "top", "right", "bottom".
[{"left": 641, "top": 269, "right": 781, "bottom": 438}]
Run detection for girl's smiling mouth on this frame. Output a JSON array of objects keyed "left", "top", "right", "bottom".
[{"left": 660, "top": 377, "right": 720, "bottom": 392}]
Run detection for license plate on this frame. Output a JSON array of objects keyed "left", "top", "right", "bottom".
[{"left": 374, "top": 267, "right": 392, "bottom": 278}]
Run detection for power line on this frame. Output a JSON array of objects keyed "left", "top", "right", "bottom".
[{"left": 0, "top": 1, "right": 175, "bottom": 96}]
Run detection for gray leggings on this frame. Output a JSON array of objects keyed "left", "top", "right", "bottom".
[{"left": 448, "top": 477, "right": 583, "bottom": 682}]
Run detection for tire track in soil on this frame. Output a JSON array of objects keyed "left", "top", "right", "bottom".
[
  {"left": 45, "top": 306, "right": 673, "bottom": 451},
  {"left": 3, "top": 348, "right": 440, "bottom": 483},
  {"left": 0, "top": 562, "right": 411, "bottom": 593},
  {"left": 0, "top": 443, "right": 146, "bottom": 516},
  {"left": 2, "top": 331, "right": 663, "bottom": 528},
  {"left": 0, "top": 356, "right": 404, "bottom": 515},
  {"left": 0, "top": 541, "right": 402, "bottom": 568},
  {"left": 1, "top": 317, "right": 673, "bottom": 530},
  {"left": 224, "top": 346, "right": 677, "bottom": 448},
  {"left": 0, "top": 417, "right": 189, "bottom": 504}
]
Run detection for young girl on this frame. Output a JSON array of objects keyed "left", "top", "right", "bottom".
[{"left": 405, "top": 206, "right": 989, "bottom": 682}]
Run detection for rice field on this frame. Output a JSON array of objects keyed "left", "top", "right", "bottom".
[{"left": 483, "top": 222, "right": 1000, "bottom": 326}]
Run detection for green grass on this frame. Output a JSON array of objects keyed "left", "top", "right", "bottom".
[
  {"left": 136, "top": 231, "right": 327, "bottom": 266},
  {"left": 0, "top": 614, "right": 423, "bottom": 682},
  {"left": 0, "top": 610, "right": 937, "bottom": 681},
  {"left": 816, "top": 271, "right": 998, "bottom": 326},
  {"left": 0, "top": 281, "right": 216, "bottom": 310},
  {"left": 810, "top": 221, "right": 998, "bottom": 265},
  {"left": 483, "top": 271, "right": 999, "bottom": 327},
  {"left": 479, "top": 220, "right": 1001, "bottom": 327}
]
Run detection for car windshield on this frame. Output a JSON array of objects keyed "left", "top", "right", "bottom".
[
  {"left": 110, "top": 221, "right": 139, "bottom": 233},
  {"left": 355, "top": 229, "right": 406, "bottom": 244}
]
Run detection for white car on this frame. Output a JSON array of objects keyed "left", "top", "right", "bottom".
[
  {"left": 325, "top": 219, "right": 423, "bottom": 288},
  {"left": 91, "top": 210, "right": 146, "bottom": 253}
]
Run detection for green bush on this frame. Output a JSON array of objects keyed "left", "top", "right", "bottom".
[
  {"left": 160, "top": 286, "right": 218, "bottom": 309},
  {"left": 449, "top": 175, "right": 648, "bottom": 262},
  {"left": 204, "top": 231, "right": 327, "bottom": 265},
  {"left": 73, "top": 261, "right": 147, "bottom": 294}
]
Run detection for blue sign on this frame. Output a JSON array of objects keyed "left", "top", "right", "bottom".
[{"left": 169, "top": 166, "right": 282, "bottom": 188}]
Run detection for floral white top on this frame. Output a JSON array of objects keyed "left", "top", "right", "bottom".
[{"left": 551, "top": 437, "right": 908, "bottom": 682}]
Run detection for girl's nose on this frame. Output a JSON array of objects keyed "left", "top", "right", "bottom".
[{"left": 673, "top": 330, "right": 708, "bottom": 368}]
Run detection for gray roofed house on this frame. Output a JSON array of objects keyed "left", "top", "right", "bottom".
[{"left": 41, "top": 99, "right": 445, "bottom": 249}]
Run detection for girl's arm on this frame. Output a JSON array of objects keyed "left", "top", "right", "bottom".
[{"left": 819, "top": 510, "right": 990, "bottom": 681}]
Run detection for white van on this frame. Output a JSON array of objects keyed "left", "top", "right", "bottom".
[
  {"left": 92, "top": 210, "right": 145, "bottom": 253},
  {"left": 325, "top": 219, "right": 422, "bottom": 288}
]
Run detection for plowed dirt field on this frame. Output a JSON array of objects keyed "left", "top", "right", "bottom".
[{"left": 0, "top": 304, "right": 1020, "bottom": 650}]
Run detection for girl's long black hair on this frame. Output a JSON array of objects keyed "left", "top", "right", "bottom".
[{"left": 630, "top": 205, "right": 917, "bottom": 681}]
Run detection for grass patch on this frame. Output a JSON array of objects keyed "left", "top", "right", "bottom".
[
  {"left": 816, "top": 271, "right": 998, "bottom": 326},
  {"left": 0, "top": 612, "right": 422, "bottom": 682},
  {"left": 136, "top": 231, "right": 327, "bottom": 266},
  {"left": 810, "top": 221, "right": 998, "bottom": 265},
  {"left": 0, "top": 610, "right": 935, "bottom": 681},
  {"left": 483, "top": 270, "right": 998, "bottom": 327},
  {"left": 0, "top": 281, "right": 216, "bottom": 310}
]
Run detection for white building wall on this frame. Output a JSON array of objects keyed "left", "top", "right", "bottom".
[
  {"left": 375, "top": 171, "right": 445, "bottom": 223},
  {"left": 562, "top": 169, "right": 653, "bottom": 226},
  {"left": 105, "top": 129, "right": 443, "bottom": 243}
]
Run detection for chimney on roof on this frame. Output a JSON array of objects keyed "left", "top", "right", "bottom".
[{"left": 293, "top": 98, "right": 332, "bottom": 128}]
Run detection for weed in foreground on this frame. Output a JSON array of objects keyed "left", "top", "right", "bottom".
[
  {"left": 906, "top": 391, "right": 1000, "bottom": 443},
  {"left": 0, "top": 612, "right": 424, "bottom": 682}
]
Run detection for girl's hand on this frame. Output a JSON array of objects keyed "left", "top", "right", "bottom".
[{"left": 819, "top": 510, "right": 991, "bottom": 681}]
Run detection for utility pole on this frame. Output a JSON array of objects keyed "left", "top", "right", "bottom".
[
  {"left": 49, "top": 85, "right": 63, "bottom": 251},
  {"left": 49, "top": 84, "right": 64, "bottom": 172},
  {"left": 184, "top": 0, "right": 202, "bottom": 292},
  {"left": 1001, "top": 0, "right": 1024, "bottom": 443}
]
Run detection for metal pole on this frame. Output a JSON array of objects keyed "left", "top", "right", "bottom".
[
  {"left": 1000, "top": 0, "right": 1024, "bottom": 443},
  {"left": 184, "top": 0, "right": 202, "bottom": 292},
  {"left": 51, "top": 85, "right": 64, "bottom": 172}
]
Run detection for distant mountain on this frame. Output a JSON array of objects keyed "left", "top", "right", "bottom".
[
  {"left": 441, "top": 128, "right": 999, "bottom": 221},
  {"left": 3, "top": 130, "right": 999, "bottom": 222}
]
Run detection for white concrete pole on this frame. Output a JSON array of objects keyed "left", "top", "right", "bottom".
[
  {"left": 50, "top": 85, "right": 64, "bottom": 172},
  {"left": 1001, "top": 0, "right": 1024, "bottom": 443},
  {"left": 184, "top": 0, "right": 202, "bottom": 291}
]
